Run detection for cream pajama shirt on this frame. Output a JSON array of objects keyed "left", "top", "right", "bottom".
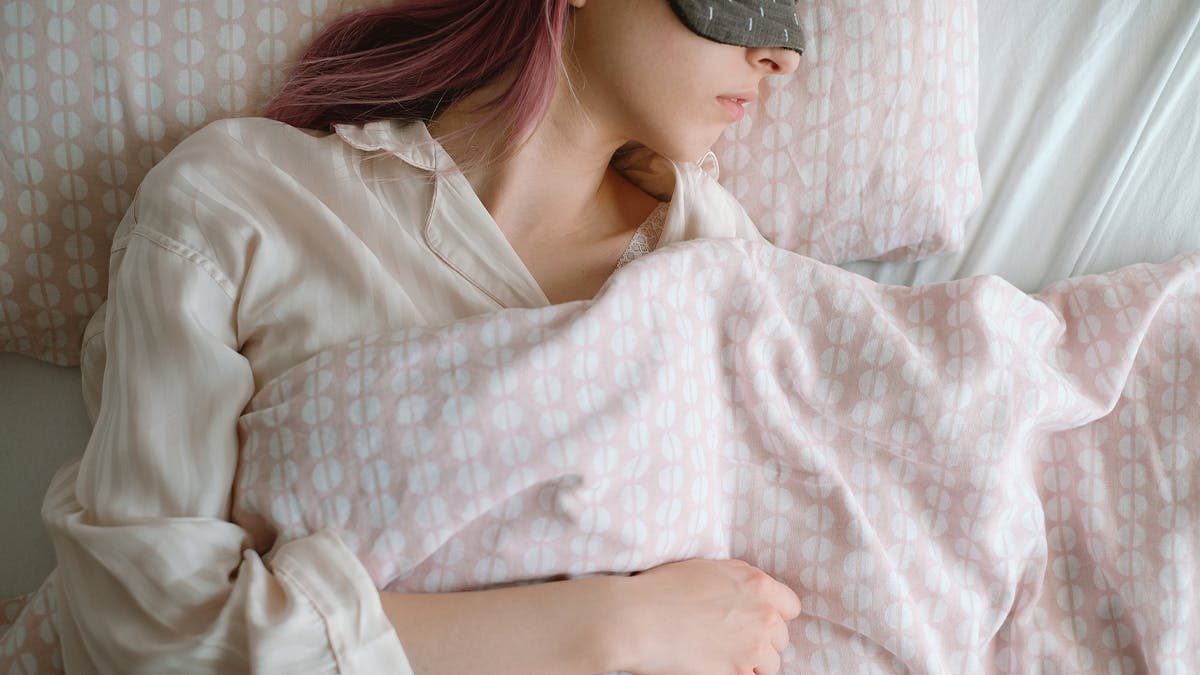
[{"left": 41, "top": 117, "right": 762, "bottom": 674}]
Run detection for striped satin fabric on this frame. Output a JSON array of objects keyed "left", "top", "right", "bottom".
[{"left": 31, "top": 117, "right": 763, "bottom": 674}]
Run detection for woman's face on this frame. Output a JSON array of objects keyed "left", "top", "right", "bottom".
[{"left": 566, "top": 0, "right": 802, "bottom": 162}]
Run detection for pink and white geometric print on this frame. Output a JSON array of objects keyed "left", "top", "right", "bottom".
[
  {"left": 0, "top": 0, "right": 382, "bottom": 364},
  {"left": 1, "top": 0, "right": 979, "bottom": 365},
  {"left": 222, "top": 240, "right": 1195, "bottom": 673},
  {"left": 714, "top": 0, "right": 981, "bottom": 264},
  {"left": 2, "top": 237, "right": 1197, "bottom": 673}
]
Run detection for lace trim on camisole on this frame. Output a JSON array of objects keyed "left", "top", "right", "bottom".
[{"left": 615, "top": 202, "right": 669, "bottom": 270}]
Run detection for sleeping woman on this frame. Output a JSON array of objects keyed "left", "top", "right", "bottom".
[{"left": 41, "top": 1, "right": 805, "bottom": 673}]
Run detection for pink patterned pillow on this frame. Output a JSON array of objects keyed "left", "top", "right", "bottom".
[
  {"left": 713, "top": 0, "right": 980, "bottom": 264},
  {"left": 0, "top": 0, "right": 382, "bottom": 365},
  {"left": 0, "top": 1, "right": 978, "bottom": 365}
]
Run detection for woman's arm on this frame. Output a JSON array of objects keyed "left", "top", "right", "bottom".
[
  {"left": 380, "top": 576, "right": 621, "bottom": 674},
  {"left": 44, "top": 233, "right": 409, "bottom": 673},
  {"left": 51, "top": 218, "right": 798, "bottom": 674},
  {"left": 382, "top": 558, "right": 801, "bottom": 675}
]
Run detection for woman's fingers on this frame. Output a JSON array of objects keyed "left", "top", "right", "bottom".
[
  {"left": 622, "top": 558, "right": 800, "bottom": 674},
  {"left": 737, "top": 560, "right": 801, "bottom": 619},
  {"left": 772, "top": 578, "right": 802, "bottom": 619},
  {"left": 769, "top": 615, "right": 791, "bottom": 652},
  {"left": 753, "top": 646, "right": 782, "bottom": 675}
]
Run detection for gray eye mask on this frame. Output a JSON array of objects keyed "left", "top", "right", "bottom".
[{"left": 667, "top": 0, "right": 805, "bottom": 54}]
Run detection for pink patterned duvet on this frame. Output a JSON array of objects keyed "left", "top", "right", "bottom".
[
  {"left": 5, "top": 239, "right": 1198, "bottom": 672},
  {"left": 234, "top": 239, "right": 1198, "bottom": 672}
]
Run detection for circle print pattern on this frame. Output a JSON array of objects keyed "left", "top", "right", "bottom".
[
  {"left": 712, "top": 0, "right": 981, "bottom": 265},
  {"left": 0, "top": 0, "right": 390, "bottom": 365},
  {"left": 2, "top": 0, "right": 980, "bottom": 365},
  {"left": 2, "top": 241, "right": 1198, "bottom": 672},
  {"left": 229, "top": 240, "right": 1200, "bottom": 674}
]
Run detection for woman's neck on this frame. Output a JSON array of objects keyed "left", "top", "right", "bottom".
[
  {"left": 427, "top": 74, "right": 661, "bottom": 304},
  {"left": 428, "top": 73, "right": 638, "bottom": 243}
]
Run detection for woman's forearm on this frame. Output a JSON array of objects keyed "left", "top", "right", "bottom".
[
  {"left": 381, "top": 558, "right": 800, "bottom": 675},
  {"left": 379, "top": 575, "right": 629, "bottom": 675}
]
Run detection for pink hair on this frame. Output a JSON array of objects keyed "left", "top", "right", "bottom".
[{"left": 263, "top": 1, "right": 571, "bottom": 160}]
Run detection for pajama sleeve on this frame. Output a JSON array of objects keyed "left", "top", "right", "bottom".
[{"left": 41, "top": 228, "right": 413, "bottom": 674}]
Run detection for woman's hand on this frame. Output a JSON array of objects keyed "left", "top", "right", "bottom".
[
  {"left": 614, "top": 558, "right": 802, "bottom": 675},
  {"left": 379, "top": 557, "right": 800, "bottom": 675}
]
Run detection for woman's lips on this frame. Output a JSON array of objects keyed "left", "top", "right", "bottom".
[
  {"left": 717, "top": 90, "right": 758, "bottom": 122},
  {"left": 717, "top": 96, "right": 748, "bottom": 122}
]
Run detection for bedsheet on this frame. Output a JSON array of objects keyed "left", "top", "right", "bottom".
[
  {"left": 845, "top": 0, "right": 1200, "bottom": 289},
  {"left": 4, "top": 238, "right": 1198, "bottom": 673}
]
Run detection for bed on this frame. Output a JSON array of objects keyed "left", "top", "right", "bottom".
[{"left": 2, "top": 0, "right": 1198, "bottom": 672}]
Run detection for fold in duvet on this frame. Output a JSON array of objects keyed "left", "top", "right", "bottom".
[{"left": 5, "top": 239, "right": 1198, "bottom": 672}]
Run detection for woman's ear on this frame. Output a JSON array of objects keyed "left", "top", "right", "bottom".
[{"left": 567, "top": 0, "right": 586, "bottom": 8}]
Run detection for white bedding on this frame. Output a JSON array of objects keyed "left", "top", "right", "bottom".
[
  {"left": 2, "top": 0, "right": 1199, "bottom": 600},
  {"left": 844, "top": 0, "right": 1200, "bottom": 289}
]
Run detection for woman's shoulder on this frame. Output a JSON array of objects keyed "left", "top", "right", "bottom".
[
  {"left": 139, "top": 117, "right": 331, "bottom": 193},
  {"left": 131, "top": 117, "right": 366, "bottom": 223},
  {"left": 116, "top": 118, "right": 368, "bottom": 289}
]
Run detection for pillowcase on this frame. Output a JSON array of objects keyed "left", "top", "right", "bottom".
[
  {"left": 0, "top": 1, "right": 379, "bottom": 365},
  {"left": 0, "top": 0, "right": 978, "bottom": 366},
  {"left": 712, "top": 0, "right": 981, "bottom": 264}
]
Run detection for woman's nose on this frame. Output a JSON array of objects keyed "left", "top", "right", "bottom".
[{"left": 750, "top": 47, "right": 802, "bottom": 75}]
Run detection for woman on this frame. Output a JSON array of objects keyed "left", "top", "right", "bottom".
[{"left": 43, "top": 0, "right": 804, "bottom": 672}]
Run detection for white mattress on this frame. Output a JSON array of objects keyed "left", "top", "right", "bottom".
[
  {"left": 3, "top": 0, "right": 1199, "bottom": 598},
  {"left": 844, "top": 0, "right": 1200, "bottom": 289},
  {"left": 0, "top": 353, "right": 90, "bottom": 597}
]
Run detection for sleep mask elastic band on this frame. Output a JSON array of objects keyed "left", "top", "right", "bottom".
[{"left": 667, "top": 0, "right": 805, "bottom": 55}]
